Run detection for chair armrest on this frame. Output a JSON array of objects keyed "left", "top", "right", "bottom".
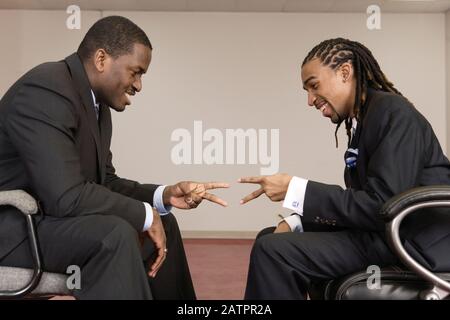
[
  {"left": 0, "top": 190, "right": 42, "bottom": 298},
  {"left": 381, "top": 185, "right": 450, "bottom": 299},
  {"left": 0, "top": 190, "right": 39, "bottom": 215},
  {"left": 380, "top": 186, "right": 450, "bottom": 222}
]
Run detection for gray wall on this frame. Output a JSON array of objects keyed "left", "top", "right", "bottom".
[{"left": 0, "top": 10, "right": 447, "bottom": 236}]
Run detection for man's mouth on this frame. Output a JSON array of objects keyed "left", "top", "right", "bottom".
[
  {"left": 124, "top": 90, "right": 135, "bottom": 105},
  {"left": 316, "top": 101, "right": 331, "bottom": 117}
]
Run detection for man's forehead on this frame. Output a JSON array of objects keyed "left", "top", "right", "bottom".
[
  {"left": 302, "top": 59, "right": 329, "bottom": 81},
  {"left": 302, "top": 58, "right": 321, "bottom": 74},
  {"left": 121, "top": 44, "right": 151, "bottom": 69},
  {"left": 302, "top": 62, "right": 318, "bottom": 82},
  {"left": 130, "top": 43, "right": 151, "bottom": 59}
]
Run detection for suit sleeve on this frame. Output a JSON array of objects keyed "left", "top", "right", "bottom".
[
  {"left": 303, "top": 97, "right": 426, "bottom": 231},
  {"left": 4, "top": 83, "right": 146, "bottom": 231},
  {"left": 104, "top": 150, "right": 159, "bottom": 205}
]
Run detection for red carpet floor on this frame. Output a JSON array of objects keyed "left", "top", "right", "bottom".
[{"left": 183, "top": 239, "right": 254, "bottom": 300}]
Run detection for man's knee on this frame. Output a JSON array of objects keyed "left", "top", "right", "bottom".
[
  {"left": 251, "top": 232, "right": 281, "bottom": 260},
  {"left": 256, "top": 226, "right": 276, "bottom": 240},
  {"left": 92, "top": 216, "right": 139, "bottom": 252},
  {"left": 252, "top": 231, "right": 307, "bottom": 263},
  {"left": 249, "top": 226, "right": 277, "bottom": 263}
]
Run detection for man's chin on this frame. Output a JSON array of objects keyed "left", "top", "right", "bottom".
[
  {"left": 330, "top": 116, "right": 340, "bottom": 124},
  {"left": 109, "top": 104, "right": 127, "bottom": 112}
]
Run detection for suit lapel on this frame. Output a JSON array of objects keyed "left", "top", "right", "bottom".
[
  {"left": 344, "top": 89, "right": 378, "bottom": 188},
  {"left": 64, "top": 53, "right": 102, "bottom": 174},
  {"left": 99, "top": 103, "right": 112, "bottom": 184}
]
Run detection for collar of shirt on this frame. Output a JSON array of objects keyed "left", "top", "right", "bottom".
[
  {"left": 90, "top": 89, "right": 100, "bottom": 120},
  {"left": 90, "top": 90, "right": 99, "bottom": 109}
]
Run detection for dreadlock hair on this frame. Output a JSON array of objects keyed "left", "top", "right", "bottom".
[{"left": 302, "top": 38, "right": 402, "bottom": 148}]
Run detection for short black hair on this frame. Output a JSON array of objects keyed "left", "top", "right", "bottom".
[{"left": 77, "top": 15, "right": 152, "bottom": 61}]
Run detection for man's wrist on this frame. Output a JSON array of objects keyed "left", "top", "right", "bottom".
[
  {"left": 283, "top": 214, "right": 303, "bottom": 232},
  {"left": 162, "top": 185, "right": 172, "bottom": 206},
  {"left": 154, "top": 185, "right": 172, "bottom": 215},
  {"left": 142, "top": 202, "right": 154, "bottom": 231},
  {"left": 282, "top": 176, "right": 308, "bottom": 215}
]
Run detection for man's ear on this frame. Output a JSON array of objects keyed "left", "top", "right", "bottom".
[
  {"left": 93, "top": 49, "right": 108, "bottom": 73},
  {"left": 339, "top": 62, "right": 353, "bottom": 83}
]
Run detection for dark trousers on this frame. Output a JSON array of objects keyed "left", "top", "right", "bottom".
[
  {"left": 0, "top": 213, "right": 196, "bottom": 300},
  {"left": 244, "top": 224, "right": 399, "bottom": 300}
]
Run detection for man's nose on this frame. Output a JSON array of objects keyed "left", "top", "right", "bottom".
[
  {"left": 307, "top": 92, "right": 316, "bottom": 107},
  {"left": 133, "top": 77, "right": 142, "bottom": 93}
]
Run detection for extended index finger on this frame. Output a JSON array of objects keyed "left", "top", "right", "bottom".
[
  {"left": 203, "top": 182, "right": 230, "bottom": 190},
  {"left": 238, "top": 176, "right": 264, "bottom": 184}
]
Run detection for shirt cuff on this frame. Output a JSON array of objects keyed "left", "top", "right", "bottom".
[
  {"left": 282, "top": 176, "right": 308, "bottom": 215},
  {"left": 142, "top": 202, "right": 154, "bottom": 231},
  {"left": 153, "top": 185, "right": 172, "bottom": 215},
  {"left": 283, "top": 214, "right": 304, "bottom": 233}
]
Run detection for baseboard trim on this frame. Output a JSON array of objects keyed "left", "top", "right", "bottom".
[{"left": 181, "top": 230, "right": 258, "bottom": 239}]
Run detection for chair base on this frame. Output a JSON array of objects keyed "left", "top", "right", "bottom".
[{"left": 309, "top": 266, "right": 450, "bottom": 300}]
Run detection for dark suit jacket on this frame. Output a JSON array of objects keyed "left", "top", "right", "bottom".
[
  {"left": 302, "top": 88, "right": 450, "bottom": 271},
  {"left": 0, "top": 53, "right": 159, "bottom": 260}
]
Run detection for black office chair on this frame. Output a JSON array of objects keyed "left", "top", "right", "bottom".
[
  {"left": 0, "top": 190, "right": 70, "bottom": 299},
  {"left": 310, "top": 186, "right": 450, "bottom": 300}
]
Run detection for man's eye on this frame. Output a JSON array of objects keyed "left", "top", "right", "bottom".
[
  {"left": 312, "top": 84, "right": 319, "bottom": 90},
  {"left": 135, "top": 71, "right": 144, "bottom": 78}
]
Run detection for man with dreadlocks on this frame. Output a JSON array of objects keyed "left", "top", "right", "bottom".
[{"left": 239, "top": 38, "right": 450, "bottom": 299}]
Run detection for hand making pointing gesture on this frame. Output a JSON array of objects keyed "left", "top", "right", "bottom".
[
  {"left": 238, "top": 173, "right": 293, "bottom": 204},
  {"left": 163, "top": 181, "right": 230, "bottom": 209}
]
